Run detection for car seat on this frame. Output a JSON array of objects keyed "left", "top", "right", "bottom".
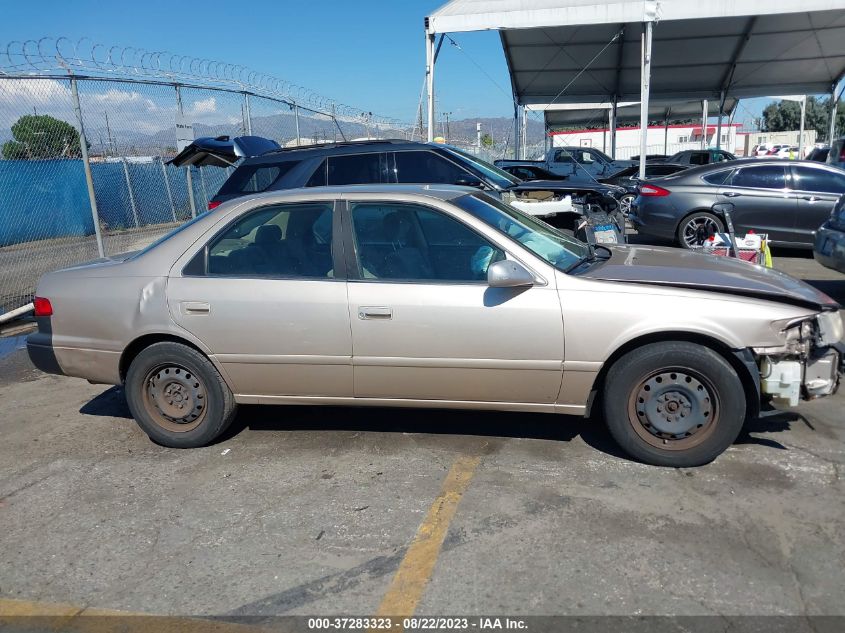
[{"left": 381, "top": 211, "right": 434, "bottom": 279}]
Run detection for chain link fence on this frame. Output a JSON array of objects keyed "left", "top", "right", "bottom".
[{"left": 0, "top": 72, "right": 409, "bottom": 317}]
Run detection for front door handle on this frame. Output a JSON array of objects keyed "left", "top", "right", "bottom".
[
  {"left": 722, "top": 191, "right": 741, "bottom": 198},
  {"left": 358, "top": 306, "right": 392, "bottom": 320},
  {"left": 182, "top": 301, "right": 210, "bottom": 315},
  {"left": 802, "top": 195, "right": 819, "bottom": 202}
]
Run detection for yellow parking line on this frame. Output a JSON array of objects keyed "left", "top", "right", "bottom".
[{"left": 374, "top": 454, "right": 481, "bottom": 619}]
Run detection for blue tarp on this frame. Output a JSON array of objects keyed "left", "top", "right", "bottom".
[{"left": 0, "top": 159, "right": 228, "bottom": 247}]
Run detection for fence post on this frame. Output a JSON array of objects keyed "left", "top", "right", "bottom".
[
  {"left": 294, "top": 104, "right": 301, "bottom": 146},
  {"left": 70, "top": 77, "right": 105, "bottom": 258},
  {"left": 199, "top": 166, "right": 210, "bottom": 208},
  {"left": 175, "top": 86, "right": 197, "bottom": 219},
  {"left": 160, "top": 158, "right": 177, "bottom": 222},
  {"left": 121, "top": 158, "right": 140, "bottom": 228},
  {"left": 243, "top": 93, "right": 253, "bottom": 135}
]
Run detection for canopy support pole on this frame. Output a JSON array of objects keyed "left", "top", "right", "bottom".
[
  {"left": 513, "top": 103, "right": 520, "bottom": 159},
  {"left": 638, "top": 21, "right": 653, "bottom": 180},
  {"left": 829, "top": 85, "right": 838, "bottom": 144},
  {"left": 425, "top": 30, "right": 436, "bottom": 143},
  {"left": 610, "top": 96, "right": 618, "bottom": 158},
  {"left": 799, "top": 96, "right": 807, "bottom": 158},
  {"left": 716, "top": 91, "right": 726, "bottom": 150},
  {"left": 700, "top": 100, "right": 708, "bottom": 149},
  {"left": 664, "top": 107, "right": 671, "bottom": 155}
]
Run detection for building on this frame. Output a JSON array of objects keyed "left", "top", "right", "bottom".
[{"left": 551, "top": 123, "right": 746, "bottom": 158}]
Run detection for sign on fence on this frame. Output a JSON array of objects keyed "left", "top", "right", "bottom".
[{"left": 175, "top": 114, "right": 195, "bottom": 152}]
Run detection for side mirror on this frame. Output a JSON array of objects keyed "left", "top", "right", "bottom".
[
  {"left": 487, "top": 260, "right": 535, "bottom": 288},
  {"left": 455, "top": 175, "right": 483, "bottom": 188}
]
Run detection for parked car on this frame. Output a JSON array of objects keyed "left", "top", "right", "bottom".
[
  {"left": 772, "top": 146, "right": 801, "bottom": 159},
  {"left": 665, "top": 149, "right": 736, "bottom": 166},
  {"left": 630, "top": 154, "right": 670, "bottom": 162},
  {"left": 827, "top": 137, "right": 845, "bottom": 170},
  {"left": 806, "top": 146, "right": 830, "bottom": 162},
  {"left": 814, "top": 194, "right": 845, "bottom": 273},
  {"left": 499, "top": 164, "right": 567, "bottom": 181},
  {"left": 27, "top": 185, "right": 843, "bottom": 467},
  {"left": 630, "top": 159, "right": 845, "bottom": 248},
  {"left": 496, "top": 146, "right": 635, "bottom": 181},
  {"left": 174, "top": 137, "right": 627, "bottom": 237},
  {"left": 598, "top": 163, "right": 689, "bottom": 215},
  {"left": 751, "top": 144, "right": 773, "bottom": 157}
]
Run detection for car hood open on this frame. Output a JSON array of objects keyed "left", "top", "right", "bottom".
[
  {"left": 510, "top": 180, "right": 624, "bottom": 196},
  {"left": 581, "top": 244, "right": 839, "bottom": 311},
  {"left": 167, "top": 135, "right": 281, "bottom": 168}
]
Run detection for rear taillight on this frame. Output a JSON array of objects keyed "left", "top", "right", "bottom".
[
  {"left": 207, "top": 200, "right": 222, "bottom": 210},
  {"left": 639, "top": 184, "right": 670, "bottom": 197},
  {"left": 33, "top": 296, "right": 53, "bottom": 317}
]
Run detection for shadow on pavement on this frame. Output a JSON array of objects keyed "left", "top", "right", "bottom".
[{"left": 80, "top": 386, "right": 799, "bottom": 461}]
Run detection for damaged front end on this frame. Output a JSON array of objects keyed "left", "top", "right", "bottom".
[
  {"left": 754, "top": 310, "right": 844, "bottom": 406},
  {"left": 504, "top": 184, "right": 627, "bottom": 244}
]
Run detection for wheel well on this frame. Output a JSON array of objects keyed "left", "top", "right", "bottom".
[
  {"left": 588, "top": 331, "right": 759, "bottom": 422},
  {"left": 677, "top": 208, "right": 725, "bottom": 231},
  {"left": 119, "top": 333, "right": 207, "bottom": 382}
]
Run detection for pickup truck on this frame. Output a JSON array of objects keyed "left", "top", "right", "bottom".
[{"left": 496, "top": 146, "right": 635, "bottom": 182}]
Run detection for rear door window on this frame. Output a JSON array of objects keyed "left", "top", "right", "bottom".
[
  {"left": 392, "top": 151, "right": 468, "bottom": 184},
  {"left": 688, "top": 153, "right": 709, "bottom": 165},
  {"left": 729, "top": 165, "right": 787, "bottom": 190}
]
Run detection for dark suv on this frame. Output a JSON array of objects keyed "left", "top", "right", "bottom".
[{"left": 183, "top": 139, "right": 523, "bottom": 209}]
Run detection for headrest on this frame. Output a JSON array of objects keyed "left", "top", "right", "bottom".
[{"left": 255, "top": 224, "right": 282, "bottom": 245}]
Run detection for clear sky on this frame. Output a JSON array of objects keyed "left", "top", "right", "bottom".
[{"left": 0, "top": 0, "right": 815, "bottom": 128}]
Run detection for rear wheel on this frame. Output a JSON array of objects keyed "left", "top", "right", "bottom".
[
  {"left": 602, "top": 341, "right": 745, "bottom": 467},
  {"left": 125, "top": 342, "right": 237, "bottom": 448},
  {"left": 619, "top": 193, "right": 635, "bottom": 217},
  {"left": 677, "top": 211, "right": 724, "bottom": 249}
]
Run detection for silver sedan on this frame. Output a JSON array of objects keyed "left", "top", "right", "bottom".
[{"left": 28, "top": 185, "right": 844, "bottom": 466}]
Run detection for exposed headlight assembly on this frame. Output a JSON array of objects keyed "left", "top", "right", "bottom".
[
  {"left": 766, "top": 316, "right": 815, "bottom": 354},
  {"left": 817, "top": 310, "right": 844, "bottom": 346}
]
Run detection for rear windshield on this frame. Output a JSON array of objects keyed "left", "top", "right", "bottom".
[{"left": 218, "top": 161, "right": 300, "bottom": 195}]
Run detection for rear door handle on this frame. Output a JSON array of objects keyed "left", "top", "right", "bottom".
[
  {"left": 182, "top": 301, "right": 210, "bottom": 315},
  {"left": 722, "top": 191, "right": 741, "bottom": 198},
  {"left": 358, "top": 306, "right": 392, "bottom": 320}
]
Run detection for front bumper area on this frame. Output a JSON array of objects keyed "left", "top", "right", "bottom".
[{"left": 758, "top": 341, "right": 843, "bottom": 406}]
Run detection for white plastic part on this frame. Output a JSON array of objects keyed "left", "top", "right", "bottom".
[
  {"left": 760, "top": 358, "right": 802, "bottom": 406},
  {"left": 510, "top": 196, "right": 573, "bottom": 217}
]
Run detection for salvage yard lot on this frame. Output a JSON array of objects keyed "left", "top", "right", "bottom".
[{"left": 0, "top": 252, "right": 843, "bottom": 617}]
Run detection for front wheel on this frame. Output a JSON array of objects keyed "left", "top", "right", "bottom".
[
  {"left": 125, "top": 342, "right": 238, "bottom": 448},
  {"left": 676, "top": 212, "right": 724, "bottom": 249},
  {"left": 619, "top": 193, "right": 635, "bottom": 218},
  {"left": 602, "top": 341, "right": 746, "bottom": 467}
]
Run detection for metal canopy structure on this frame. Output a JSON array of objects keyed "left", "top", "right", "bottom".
[
  {"left": 424, "top": 0, "right": 845, "bottom": 175},
  {"left": 530, "top": 98, "right": 739, "bottom": 128}
]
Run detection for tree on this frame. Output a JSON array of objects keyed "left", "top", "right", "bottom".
[
  {"left": 762, "top": 96, "right": 845, "bottom": 142},
  {"left": 480, "top": 133, "right": 494, "bottom": 148},
  {"left": 1, "top": 114, "right": 83, "bottom": 159}
]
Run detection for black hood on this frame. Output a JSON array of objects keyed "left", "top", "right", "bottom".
[{"left": 581, "top": 244, "right": 839, "bottom": 311}]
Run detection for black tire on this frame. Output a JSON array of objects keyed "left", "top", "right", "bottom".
[
  {"left": 602, "top": 341, "right": 746, "bottom": 467},
  {"left": 125, "top": 342, "right": 237, "bottom": 448},
  {"left": 676, "top": 211, "right": 725, "bottom": 249}
]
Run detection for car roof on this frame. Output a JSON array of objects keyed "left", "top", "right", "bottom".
[
  {"left": 242, "top": 139, "right": 445, "bottom": 164},
  {"left": 235, "top": 183, "right": 478, "bottom": 202}
]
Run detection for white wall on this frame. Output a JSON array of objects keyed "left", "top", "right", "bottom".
[{"left": 551, "top": 124, "right": 744, "bottom": 157}]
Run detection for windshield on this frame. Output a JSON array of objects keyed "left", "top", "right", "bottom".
[
  {"left": 455, "top": 193, "right": 590, "bottom": 272},
  {"left": 440, "top": 146, "right": 522, "bottom": 189}
]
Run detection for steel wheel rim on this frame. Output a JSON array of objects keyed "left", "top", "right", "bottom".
[
  {"left": 682, "top": 216, "right": 720, "bottom": 247},
  {"left": 141, "top": 363, "right": 207, "bottom": 433},
  {"left": 626, "top": 367, "right": 720, "bottom": 451},
  {"left": 620, "top": 194, "right": 634, "bottom": 217}
]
